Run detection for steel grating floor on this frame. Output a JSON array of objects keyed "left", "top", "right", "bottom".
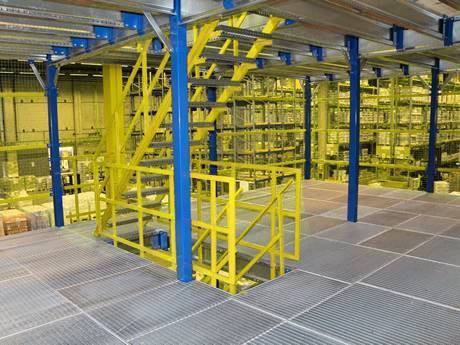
[{"left": 0, "top": 180, "right": 459, "bottom": 344}]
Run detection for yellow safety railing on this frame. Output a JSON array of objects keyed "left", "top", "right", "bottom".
[
  {"left": 192, "top": 160, "right": 301, "bottom": 293},
  {"left": 94, "top": 160, "right": 176, "bottom": 267},
  {"left": 61, "top": 154, "right": 104, "bottom": 223},
  {"left": 92, "top": 159, "right": 300, "bottom": 294},
  {"left": 0, "top": 146, "right": 102, "bottom": 228}
]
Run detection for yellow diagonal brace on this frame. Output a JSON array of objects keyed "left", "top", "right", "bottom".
[
  {"left": 214, "top": 180, "right": 292, "bottom": 273},
  {"left": 96, "top": 21, "right": 219, "bottom": 235}
]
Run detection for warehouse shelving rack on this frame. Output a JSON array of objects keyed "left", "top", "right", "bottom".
[{"left": 309, "top": 75, "right": 460, "bottom": 192}]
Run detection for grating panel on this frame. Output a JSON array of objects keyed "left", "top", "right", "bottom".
[
  {"left": 364, "top": 256, "right": 460, "bottom": 308},
  {"left": 424, "top": 204, "right": 460, "bottom": 220},
  {"left": 360, "top": 229, "right": 432, "bottom": 253},
  {"left": 0, "top": 229, "right": 72, "bottom": 251},
  {"left": 0, "top": 276, "right": 79, "bottom": 338},
  {"left": 0, "top": 314, "right": 124, "bottom": 345},
  {"left": 89, "top": 281, "right": 229, "bottom": 341},
  {"left": 414, "top": 193, "right": 459, "bottom": 204},
  {"left": 19, "top": 245, "right": 150, "bottom": 289},
  {"left": 1, "top": 235, "right": 92, "bottom": 260},
  {"left": 358, "top": 186, "right": 393, "bottom": 197},
  {"left": 0, "top": 255, "right": 30, "bottom": 282},
  {"left": 381, "top": 189, "right": 424, "bottom": 200},
  {"left": 442, "top": 224, "right": 460, "bottom": 238},
  {"left": 248, "top": 322, "right": 344, "bottom": 345},
  {"left": 131, "top": 300, "right": 281, "bottom": 345},
  {"left": 330, "top": 195, "right": 400, "bottom": 208},
  {"left": 409, "top": 237, "right": 460, "bottom": 266},
  {"left": 388, "top": 200, "right": 432, "bottom": 214},
  {"left": 59, "top": 265, "right": 177, "bottom": 310},
  {"left": 397, "top": 215, "right": 458, "bottom": 234},
  {"left": 448, "top": 199, "right": 460, "bottom": 206},
  {"left": 236, "top": 270, "right": 348, "bottom": 318},
  {"left": 299, "top": 188, "right": 345, "bottom": 201},
  {"left": 301, "top": 199, "right": 343, "bottom": 215},
  {"left": 292, "top": 284, "right": 460, "bottom": 345},
  {"left": 320, "top": 206, "right": 379, "bottom": 221},
  {"left": 293, "top": 238, "right": 397, "bottom": 282},
  {"left": 292, "top": 216, "right": 345, "bottom": 235},
  {"left": 312, "top": 183, "right": 348, "bottom": 192},
  {"left": 316, "top": 222, "right": 389, "bottom": 244},
  {"left": 360, "top": 210, "right": 416, "bottom": 227}
]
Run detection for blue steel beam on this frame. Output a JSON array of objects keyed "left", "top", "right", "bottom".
[
  {"left": 304, "top": 76, "right": 312, "bottom": 180},
  {"left": 345, "top": 35, "right": 360, "bottom": 222},
  {"left": 170, "top": 0, "right": 193, "bottom": 282},
  {"left": 391, "top": 25, "right": 405, "bottom": 51},
  {"left": 207, "top": 85, "right": 218, "bottom": 175},
  {"left": 426, "top": 58, "right": 440, "bottom": 193},
  {"left": 442, "top": 16, "right": 454, "bottom": 47},
  {"left": 46, "top": 56, "right": 64, "bottom": 227}
]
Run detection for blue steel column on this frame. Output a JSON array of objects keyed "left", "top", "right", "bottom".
[
  {"left": 208, "top": 86, "right": 218, "bottom": 175},
  {"left": 346, "top": 36, "right": 360, "bottom": 222},
  {"left": 46, "top": 56, "right": 64, "bottom": 227},
  {"left": 426, "top": 58, "right": 440, "bottom": 193},
  {"left": 304, "top": 76, "right": 312, "bottom": 179},
  {"left": 170, "top": 0, "right": 193, "bottom": 282}
]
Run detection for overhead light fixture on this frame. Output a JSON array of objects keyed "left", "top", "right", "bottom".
[{"left": 69, "top": 73, "right": 89, "bottom": 77}]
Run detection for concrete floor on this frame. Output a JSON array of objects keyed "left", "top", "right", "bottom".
[{"left": 0, "top": 181, "right": 459, "bottom": 344}]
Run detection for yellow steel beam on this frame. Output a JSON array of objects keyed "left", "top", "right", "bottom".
[
  {"left": 0, "top": 92, "right": 44, "bottom": 98},
  {"left": 0, "top": 143, "right": 47, "bottom": 152}
]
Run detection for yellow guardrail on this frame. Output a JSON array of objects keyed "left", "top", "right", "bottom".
[
  {"left": 0, "top": 149, "right": 101, "bottom": 225},
  {"left": 92, "top": 159, "right": 301, "bottom": 294},
  {"left": 194, "top": 160, "right": 302, "bottom": 263},
  {"left": 94, "top": 161, "right": 177, "bottom": 267}
]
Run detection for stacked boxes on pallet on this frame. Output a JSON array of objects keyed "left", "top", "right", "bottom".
[{"left": 0, "top": 209, "right": 29, "bottom": 236}]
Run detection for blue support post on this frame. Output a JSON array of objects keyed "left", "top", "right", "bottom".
[
  {"left": 426, "top": 58, "right": 440, "bottom": 193},
  {"left": 346, "top": 36, "right": 360, "bottom": 222},
  {"left": 207, "top": 86, "right": 218, "bottom": 175},
  {"left": 170, "top": 0, "right": 193, "bottom": 282},
  {"left": 46, "top": 56, "right": 64, "bottom": 227},
  {"left": 304, "top": 76, "right": 312, "bottom": 179}
]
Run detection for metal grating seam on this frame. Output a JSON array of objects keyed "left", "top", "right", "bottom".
[
  {"left": 0, "top": 314, "right": 125, "bottom": 345},
  {"left": 131, "top": 300, "right": 282, "bottom": 345},
  {"left": 59, "top": 265, "right": 178, "bottom": 310},
  {"left": 236, "top": 270, "right": 348, "bottom": 318},
  {"left": 363, "top": 256, "right": 460, "bottom": 309},
  {"left": 88, "top": 281, "right": 230, "bottom": 341},
  {"left": 292, "top": 284, "right": 460, "bottom": 345}
]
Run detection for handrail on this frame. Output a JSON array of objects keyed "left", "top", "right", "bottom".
[{"left": 214, "top": 180, "right": 293, "bottom": 273}]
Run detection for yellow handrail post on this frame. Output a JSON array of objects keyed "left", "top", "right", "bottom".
[
  {"left": 137, "top": 171, "right": 145, "bottom": 258},
  {"left": 270, "top": 169, "right": 277, "bottom": 279},
  {"left": 93, "top": 159, "right": 102, "bottom": 236},
  {"left": 228, "top": 179, "right": 237, "bottom": 294},
  {"left": 210, "top": 180, "right": 217, "bottom": 287},
  {"left": 294, "top": 170, "right": 301, "bottom": 260},
  {"left": 109, "top": 166, "right": 117, "bottom": 247},
  {"left": 278, "top": 196, "right": 285, "bottom": 276}
]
